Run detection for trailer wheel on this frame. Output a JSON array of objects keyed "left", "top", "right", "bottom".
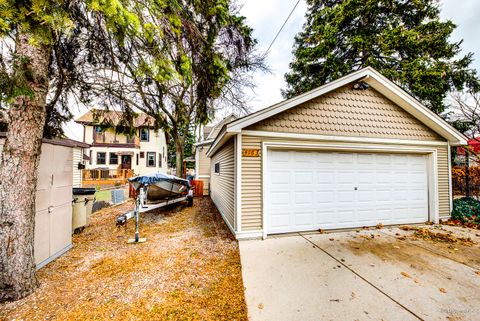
[{"left": 187, "top": 196, "right": 193, "bottom": 207}]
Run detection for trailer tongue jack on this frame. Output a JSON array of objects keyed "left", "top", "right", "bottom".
[{"left": 128, "top": 192, "right": 146, "bottom": 244}]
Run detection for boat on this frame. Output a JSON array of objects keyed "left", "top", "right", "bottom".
[{"left": 129, "top": 173, "right": 191, "bottom": 203}]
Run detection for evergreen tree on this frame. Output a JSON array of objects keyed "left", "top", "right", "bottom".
[
  {"left": 0, "top": 0, "right": 142, "bottom": 302},
  {"left": 283, "top": 0, "right": 479, "bottom": 114}
]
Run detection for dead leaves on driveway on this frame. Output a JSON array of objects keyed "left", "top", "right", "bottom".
[{"left": 400, "top": 226, "right": 475, "bottom": 246}]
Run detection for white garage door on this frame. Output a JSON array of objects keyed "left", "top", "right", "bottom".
[{"left": 267, "top": 150, "right": 429, "bottom": 234}]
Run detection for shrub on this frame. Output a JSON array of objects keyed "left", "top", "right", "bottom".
[{"left": 451, "top": 197, "right": 480, "bottom": 222}]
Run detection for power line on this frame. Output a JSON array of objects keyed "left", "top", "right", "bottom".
[{"left": 263, "top": 0, "right": 302, "bottom": 57}]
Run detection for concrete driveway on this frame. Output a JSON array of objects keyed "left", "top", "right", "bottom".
[{"left": 239, "top": 226, "right": 480, "bottom": 321}]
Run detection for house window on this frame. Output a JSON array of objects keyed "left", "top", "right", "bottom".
[
  {"left": 147, "top": 152, "right": 156, "bottom": 167},
  {"left": 136, "top": 153, "right": 139, "bottom": 166},
  {"left": 140, "top": 128, "right": 149, "bottom": 142},
  {"left": 97, "top": 152, "right": 106, "bottom": 165},
  {"left": 158, "top": 153, "right": 162, "bottom": 168},
  {"left": 140, "top": 152, "right": 145, "bottom": 158},
  {"left": 95, "top": 126, "right": 103, "bottom": 133},
  {"left": 214, "top": 162, "right": 220, "bottom": 174},
  {"left": 109, "top": 153, "right": 118, "bottom": 165}
]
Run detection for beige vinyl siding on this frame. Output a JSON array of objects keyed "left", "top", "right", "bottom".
[
  {"left": 210, "top": 138, "right": 235, "bottom": 229},
  {"left": 241, "top": 136, "right": 263, "bottom": 230},
  {"left": 198, "top": 146, "right": 211, "bottom": 176},
  {"left": 196, "top": 146, "right": 211, "bottom": 194},
  {"left": 248, "top": 86, "right": 443, "bottom": 141},
  {"left": 240, "top": 136, "right": 451, "bottom": 231},
  {"left": 437, "top": 145, "right": 451, "bottom": 218}
]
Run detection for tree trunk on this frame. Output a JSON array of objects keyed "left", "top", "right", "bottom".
[
  {"left": 0, "top": 29, "right": 51, "bottom": 302},
  {"left": 175, "top": 137, "right": 185, "bottom": 178}
]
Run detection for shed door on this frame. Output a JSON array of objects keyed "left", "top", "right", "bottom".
[
  {"left": 266, "top": 150, "right": 429, "bottom": 234},
  {"left": 34, "top": 144, "right": 73, "bottom": 266}
]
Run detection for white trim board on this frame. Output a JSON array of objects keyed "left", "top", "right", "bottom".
[
  {"left": 261, "top": 141, "right": 439, "bottom": 238},
  {"left": 236, "top": 230, "right": 263, "bottom": 240},
  {"left": 242, "top": 130, "right": 449, "bottom": 147},
  {"left": 235, "top": 133, "right": 242, "bottom": 233},
  {"left": 208, "top": 67, "right": 467, "bottom": 157}
]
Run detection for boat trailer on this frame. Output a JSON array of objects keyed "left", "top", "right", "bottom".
[{"left": 117, "top": 185, "right": 194, "bottom": 244}]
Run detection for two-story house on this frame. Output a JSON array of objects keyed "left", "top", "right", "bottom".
[{"left": 75, "top": 110, "right": 168, "bottom": 176}]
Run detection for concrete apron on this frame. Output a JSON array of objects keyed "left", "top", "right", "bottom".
[{"left": 239, "top": 229, "right": 480, "bottom": 321}]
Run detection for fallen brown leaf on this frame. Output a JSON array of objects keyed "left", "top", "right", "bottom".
[
  {"left": 0, "top": 198, "right": 248, "bottom": 321},
  {"left": 439, "top": 288, "right": 447, "bottom": 293},
  {"left": 400, "top": 272, "right": 411, "bottom": 278}
]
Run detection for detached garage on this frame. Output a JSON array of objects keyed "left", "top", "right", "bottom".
[{"left": 207, "top": 67, "right": 467, "bottom": 239}]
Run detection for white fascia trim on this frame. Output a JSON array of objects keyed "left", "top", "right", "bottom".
[
  {"left": 364, "top": 72, "right": 467, "bottom": 145},
  {"left": 242, "top": 130, "right": 449, "bottom": 146},
  {"left": 223, "top": 66, "right": 466, "bottom": 145},
  {"left": 193, "top": 139, "right": 214, "bottom": 147},
  {"left": 235, "top": 133, "right": 242, "bottom": 233},
  {"left": 206, "top": 128, "right": 234, "bottom": 157},
  {"left": 262, "top": 141, "right": 440, "bottom": 237},
  {"left": 236, "top": 230, "right": 263, "bottom": 240}
]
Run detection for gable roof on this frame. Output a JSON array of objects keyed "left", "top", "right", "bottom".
[
  {"left": 207, "top": 67, "right": 467, "bottom": 156},
  {"left": 206, "top": 113, "right": 238, "bottom": 140},
  {"left": 195, "top": 113, "right": 238, "bottom": 147},
  {"left": 75, "top": 109, "right": 155, "bottom": 128}
]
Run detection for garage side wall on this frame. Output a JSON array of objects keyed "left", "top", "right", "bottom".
[
  {"left": 210, "top": 138, "right": 235, "bottom": 230},
  {"left": 241, "top": 135, "right": 451, "bottom": 232}
]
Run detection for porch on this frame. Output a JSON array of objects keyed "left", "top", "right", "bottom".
[{"left": 82, "top": 168, "right": 135, "bottom": 187}]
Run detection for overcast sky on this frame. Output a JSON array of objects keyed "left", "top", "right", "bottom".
[
  {"left": 238, "top": 0, "right": 480, "bottom": 110},
  {"left": 64, "top": 0, "right": 480, "bottom": 140}
]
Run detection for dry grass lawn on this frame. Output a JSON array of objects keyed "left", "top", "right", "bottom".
[{"left": 0, "top": 197, "right": 247, "bottom": 321}]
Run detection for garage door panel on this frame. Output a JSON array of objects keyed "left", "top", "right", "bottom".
[
  {"left": 270, "top": 191, "right": 290, "bottom": 205},
  {"left": 270, "top": 213, "right": 290, "bottom": 230},
  {"left": 267, "top": 150, "right": 429, "bottom": 234},
  {"left": 294, "top": 211, "right": 314, "bottom": 226},
  {"left": 317, "top": 171, "right": 334, "bottom": 183},
  {"left": 337, "top": 170, "right": 356, "bottom": 184},
  {"left": 294, "top": 191, "right": 313, "bottom": 205},
  {"left": 270, "top": 170, "right": 290, "bottom": 184},
  {"left": 295, "top": 171, "right": 313, "bottom": 184},
  {"left": 337, "top": 190, "right": 355, "bottom": 203},
  {"left": 316, "top": 191, "right": 335, "bottom": 204}
]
